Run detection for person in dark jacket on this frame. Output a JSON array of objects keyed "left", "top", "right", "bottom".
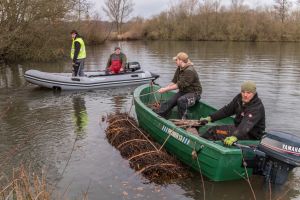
[
  {"left": 201, "top": 81, "right": 265, "bottom": 146},
  {"left": 106, "top": 47, "right": 127, "bottom": 74},
  {"left": 156, "top": 52, "right": 202, "bottom": 119},
  {"left": 70, "top": 30, "right": 86, "bottom": 77}
]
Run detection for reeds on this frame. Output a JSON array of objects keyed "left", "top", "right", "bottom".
[{"left": 0, "top": 165, "right": 50, "bottom": 200}]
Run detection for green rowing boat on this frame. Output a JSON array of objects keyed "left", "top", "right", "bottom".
[{"left": 133, "top": 84, "right": 259, "bottom": 182}]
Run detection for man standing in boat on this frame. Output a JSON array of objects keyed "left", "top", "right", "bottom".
[
  {"left": 200, "top": 81, "right": 265, "bottom": 146},
  {"left": 106, "top": 47, "right": 127, "bottom": 74},
  {"left": 70, "top": 30, "right": 86, "bottom": 77},
  {"left": 156, "top": 52, "right": 202, "bottom": 120}
]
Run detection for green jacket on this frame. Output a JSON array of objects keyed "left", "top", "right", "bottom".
[{"left": 172, "top": 64, "right": 202, "bottom": 94}]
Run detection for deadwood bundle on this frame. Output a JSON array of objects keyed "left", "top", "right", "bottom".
[{"left": 105, "top": 113, "right": 190, "bottom": 184}]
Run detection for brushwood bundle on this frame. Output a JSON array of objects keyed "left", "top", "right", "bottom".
[{"left": 105, "top": 113, "right": 190, "bottom": 184}]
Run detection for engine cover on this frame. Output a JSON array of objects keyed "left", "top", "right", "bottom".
[
  {"left": 258, "top": 131, "right": 300, "bottom": 167},
  {"left": 126, "top": 62, "right": 141, "bottom": 72}
]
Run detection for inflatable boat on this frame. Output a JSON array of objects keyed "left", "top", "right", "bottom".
[{"left": 24, "top": 62, "right": 159, "bottom": 90}]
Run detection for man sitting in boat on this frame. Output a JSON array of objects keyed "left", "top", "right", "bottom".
[
  {"left": 200, "top": 81, "right": 266, "bottom": 146},
  {"left": 70, "top": 30, "right": 86, "bottom": 77},
  {"left": 106, "top": 47, "right": 127, "bottom": 74},
  {"left": 156, "top": 52, "right": 202, "bottom": 120}
]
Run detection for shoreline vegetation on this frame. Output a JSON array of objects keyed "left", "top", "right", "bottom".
[{"left": 1, "top": 0, "right": 300, "bottom": 62}]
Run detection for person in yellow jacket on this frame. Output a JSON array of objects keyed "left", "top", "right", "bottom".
[{"left": 70, "top": 30, "right": 86, "bottom": 77}]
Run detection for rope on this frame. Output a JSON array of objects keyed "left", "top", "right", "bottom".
[
  {"left": 235, "top": 146, "right": 257, "bottom": 200},
  {"left": 158, "top": 131, "right": 172, "bottom": 152},
  {"left": 194, "top": 142, "right": 206, "bottom": 200},
  {"left": 125, "top": 119, "right": 159, "bottom": 151},
  {"left": 126, "top": 97, "right": 159, "bottom": 151}
]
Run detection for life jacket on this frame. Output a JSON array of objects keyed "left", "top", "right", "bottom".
[{"left": 70, "top": 37, "right": 86, "bottom": 60}]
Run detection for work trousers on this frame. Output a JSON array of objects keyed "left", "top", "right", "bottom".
[
  {"left": 156, "top": 91, "right": 201, "bottom": 119},
  {"left": 73, "top": 59, "right": 85, "bottom": 77}
]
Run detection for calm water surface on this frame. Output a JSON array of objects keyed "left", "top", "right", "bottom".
[{"left": 1, "top": 41, "right": 300, "bottom": 199}]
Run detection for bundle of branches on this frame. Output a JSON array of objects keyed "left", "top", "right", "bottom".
[{"left": 105, "top": 113, "right": 191, "bottom": 184}]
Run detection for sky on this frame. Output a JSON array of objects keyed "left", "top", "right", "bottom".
[{"left": 91, "top": 0, "right": 297, "bottom": 21}]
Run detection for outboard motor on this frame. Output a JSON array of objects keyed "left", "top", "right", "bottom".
[
  {"left": 252, "top": 131, "right": 300, "bottom": 184},
  {"left": 126, "top": 62, "right": 141, "bottom": 72}
]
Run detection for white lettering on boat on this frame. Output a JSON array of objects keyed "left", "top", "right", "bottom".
[
  {"left": 282, "top": 144, "right": 300, "bottom": 154},
  {"left": 161, "top": 125, "right": 190, "bottom": 145}
]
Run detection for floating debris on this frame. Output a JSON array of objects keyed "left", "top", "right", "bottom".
[{"left": 105, "top": 113, "right": 191, "bottom": 184}]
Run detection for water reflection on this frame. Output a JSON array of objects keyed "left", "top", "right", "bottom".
[
  {"left": 1, "top": 41, "right": 300, "bottom": 199},
  {"left": 178, "top": 174, "right": 300, "bottom": 200},
  {"left": 72, "top": 95, "right": 88, "bottom": 138}
]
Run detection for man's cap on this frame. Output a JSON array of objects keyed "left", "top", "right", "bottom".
[
  {"left": 241, "top": 81, "right": 256, "bottom": 93},
  {"left": 115, "top": 46, "right": 121, "bottom": 50},
  {"left": 70, "top": 30, "right": 78, "bottom": 34},
  {"left": 173, "top": 52, "right": 189, "bottom": 63}
]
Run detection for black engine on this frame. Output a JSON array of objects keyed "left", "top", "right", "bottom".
[
  {"left": 249, "top": 131, "right": 300, "bottom": 184},
  {"left": 126, "top": 62, "right": 141, "bottom": 72}
]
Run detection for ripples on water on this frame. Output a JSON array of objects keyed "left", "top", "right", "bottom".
[{"left": 0, "top": 41, "right": 300, "bottom": 199}]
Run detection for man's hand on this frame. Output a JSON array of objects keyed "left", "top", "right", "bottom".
[
  {"left": 158, "top": 87, "right": 167, "bottom": 94},
  {"left": 224, "top": 136, "right": 238, "bottom": 146},
  {"left": 199, "top": 116, "right": 211, "bottom": 125}
]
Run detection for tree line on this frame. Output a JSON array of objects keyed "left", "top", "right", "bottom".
[
  {"left": 0, "top": 0, "right": 107, "bottom": 62},
  {"left": 1, "top": 0, "right": 300, "bottom": 62},
  {"left": 123, "top": 0, "right": 300, "bottom": 42}
]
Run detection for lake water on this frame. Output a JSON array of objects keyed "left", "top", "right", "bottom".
[{"left": 1, "top": 41, "right": 300, "bottom": 199}]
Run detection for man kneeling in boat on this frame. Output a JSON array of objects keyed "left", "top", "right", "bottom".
[
  {"left": 156, "top": 52, "right": 202, "bottom": 120},
  {"left": 200, "top": 81, "right": 266, "bottom": 146},
  {"left": 106, "top": 47, "right": 127, "bottom": 74}
]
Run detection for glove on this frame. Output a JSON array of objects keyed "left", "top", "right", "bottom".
[
  {"left": 224, "top": 136, "right": 238, "bottom": 146},
  {"left": 199, "top": 116, "right": 211, "bottom": 125}
]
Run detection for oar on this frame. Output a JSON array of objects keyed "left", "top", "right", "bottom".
[{"left": 233, "top": 143, "right": 266, "bottom": 157}]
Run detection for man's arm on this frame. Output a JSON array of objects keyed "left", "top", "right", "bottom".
[
  {"left": 73, "top": 41, "right": 80, "bottom": 63},
  {"left": 210, "top": 95, "right": 239, "bottom": 122},
  {"left": 158, "top": 82, "right": 178, "bottom": 93},
  {"left": 106, "top": 54, "right": 112, "bottom": 70},
  {"left": 121, "top": 53, "right": 127, "bottom": 69}
]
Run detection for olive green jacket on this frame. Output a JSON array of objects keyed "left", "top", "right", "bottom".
[{"left": 171, "top": 64, "right": 202, "bottom": 94}]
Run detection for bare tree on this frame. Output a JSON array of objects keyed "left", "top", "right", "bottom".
[
  {"left": 274, "top": 0, "right": 292, "bottom": 23},
  {"left": 71, "top": 0, "right": 91, "bottom": 21},
  {"left": 102, "top": 0, "right": 134, "bottom": 35},
  {"left": 0, "top": 0, "right": 74, "bottom": 61},
  {"left": 231, "top": 0, "right": 246, "bottom": 12}
]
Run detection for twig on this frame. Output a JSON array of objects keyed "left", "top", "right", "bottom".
[
  {"left": 128, "top": 151, "right": 159, "bottom": 161},
  {"left": 82, "top": 179, "right": 91, "bottom": 200},
  {"left": 136, "top": 163, "right": 179, "bottom": 174},
  {"left": 117, "top": 139, "right": 148, "bottom": 149}
]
